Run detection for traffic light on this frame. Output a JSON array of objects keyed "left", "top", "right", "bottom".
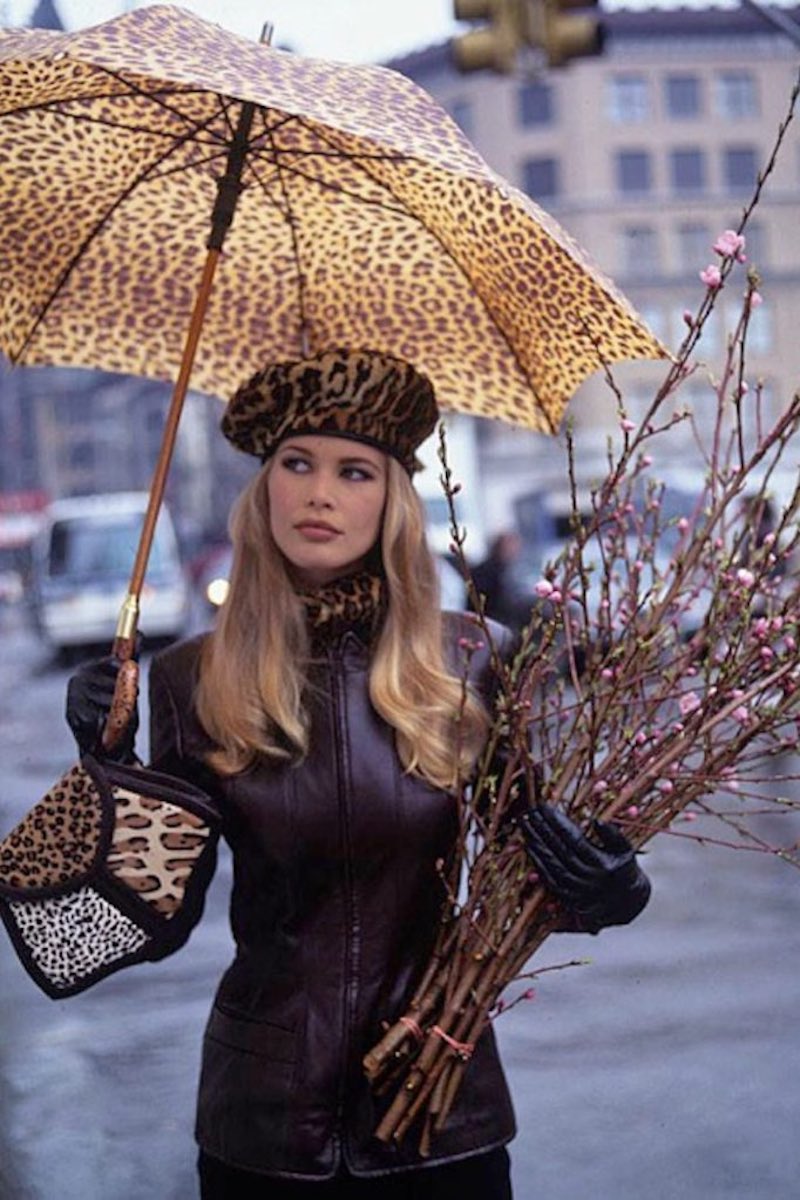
[
  {"left": 452, "top": 0, "right": 526, "bottom": 74},
  {"left": 452, "top": 0, "right": 604, "bottom": 73},
  {"left": 534, "top": 0, "right": 604, "bottom": 68}
]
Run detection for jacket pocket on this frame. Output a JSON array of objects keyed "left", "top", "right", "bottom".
[{"left": 205, "top": 1004, "right": 297, "bottom": 1064}]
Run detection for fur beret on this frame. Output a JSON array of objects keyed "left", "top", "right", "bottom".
[{"left": 221, "top": 348, "right": 440, "bottom": 474}]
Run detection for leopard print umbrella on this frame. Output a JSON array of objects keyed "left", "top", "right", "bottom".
[{"left": 0, "top": 4, "right": 665, "bottom": 434}]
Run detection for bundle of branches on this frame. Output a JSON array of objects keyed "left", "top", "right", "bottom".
[{"left": 364, "top": 79, "right": 800, "bottom": 1156}]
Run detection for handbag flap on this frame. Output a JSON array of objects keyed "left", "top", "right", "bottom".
[
  {"left": 0, "top": 763, "right": 105, "bottom": 896},
  {"left": 106, "top": 787, "right": 215, "bottom": 917}
]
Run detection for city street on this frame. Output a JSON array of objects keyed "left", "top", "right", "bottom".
[{"left": 1, "top": 604, "right": 799, "bottom": 1200}]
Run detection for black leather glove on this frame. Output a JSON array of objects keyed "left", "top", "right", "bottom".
[
  {"left": 65, "top": 656, "right": 139, "bottom": 763},
  {"left": 520, "top": 805, "right": 651, "bottom": 934}
]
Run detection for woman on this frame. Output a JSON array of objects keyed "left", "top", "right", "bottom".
[{"left": 67, "top": 348, "right": 650, "bottom": 1198}]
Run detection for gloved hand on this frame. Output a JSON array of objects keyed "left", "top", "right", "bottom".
[
  {"left": 520, "top": 805, "right": 650, "bottom": 934},
  {"left": 65, "top": 655, "right": 139, "bottom": 763}
]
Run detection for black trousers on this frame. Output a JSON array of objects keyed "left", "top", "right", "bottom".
[{"left": 198, "top": 1147, "right": 513, "bottom": 1199}]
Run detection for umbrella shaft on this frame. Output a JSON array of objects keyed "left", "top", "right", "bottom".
[
  {"left": 116, "top": 246, "right": 222, "bottom": 652},
  {"left": 209, "top": 101, "right": 256, "bottom": 250}
]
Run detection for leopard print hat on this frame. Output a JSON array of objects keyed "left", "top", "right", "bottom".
[{"left": 221, "top": 348, "right": 439, "bottom": 475}]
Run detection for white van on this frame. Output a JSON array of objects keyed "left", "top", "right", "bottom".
[{"left": 30, "top": 492, "right": 189, "bottom": 655}]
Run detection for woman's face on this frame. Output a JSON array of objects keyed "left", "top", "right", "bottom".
[{"left": 267, "top": 434, "right": 388, "bottom": 586}]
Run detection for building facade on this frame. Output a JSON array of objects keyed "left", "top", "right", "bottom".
[{"left": 390, "top": 5, "right": 800, "bottom": 534}]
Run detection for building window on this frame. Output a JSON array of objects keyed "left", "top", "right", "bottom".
[
  {"left": 716, "top": 71, "right": 758, "bottom": 119},
  {"left": 665, "top": 74, "right": 701, "bottom": 119},
  {"left": 746, "top": 300, "right": 773, "bottom": 354},
  {"left": 670, "top": 148, "right": 706, "bottom": 194},
  {"left": 723, "top": 146, "right": 759, "bottom": 192},
  {"left": 637, "top": 303, "right": 668, "bottom": 344},
  {"left": 518, "top": 80, "right": 554, "bottom": 126},
  {"left": 449, "top": 98, "right": 473, "bottom": 137},
  {"left": 522, "top": 156, "right": 560, "bottom": 202},
  {"left": 619, "top": 226, "right": 659, "bottom": 277},
  {"left": 677, "top": 223, "right": 710, "bottom": 268},
  {"left": 607, "top": 74, "right": 650, "bottom": 123},
  {"left": 69, "top": 441, "right": 95, "bottom": 470},
  {"left": 615, "top": 150, "right": 652, "bottom": 195}
]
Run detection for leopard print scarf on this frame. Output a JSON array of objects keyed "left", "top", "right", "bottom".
[{"left": 298, "top": 570, "right": 385, "bottom": 649}]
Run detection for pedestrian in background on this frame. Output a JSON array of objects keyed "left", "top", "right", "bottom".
[
  {"left": 64, "top": 349, "right": 650, "bottom": 1199},
  {"left": 469, "top": 531, "right": 530, "bottom": 631}
]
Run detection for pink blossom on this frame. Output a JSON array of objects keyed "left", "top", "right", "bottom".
[
  {"left": 621, "top": 418, "right": 636, "bottom": 433},
  {"left": 593, "top": 779, "right": 609, "bottom": 794},
  {"left": 748, "top": 290, "right": 763, "bottom": 309},
  {"left": 601, "top": 668, "right": 615, "bottom": 680},
  {"left": 635, "top": 731, "right": 647, "bottom": 745},
  {"left": 626, "top": 805, "right": 640, "bottom": 817},
  {"left": 700, "top": 264, "right": 722, "bottom": 289},
  {"left": 732, "top": 705, "right": 750, "bottom": 724},
  {"left": 522, "top": 989, "right": 536, "bottom": 1001},
  {"left": 786, "top": 635, "right": 796, "bottom": 652},
  {"left": 760, "top": 646, "right": 774, "bottom": 662},
  {"left": 641, "top": 454, "right": 653, "bottom": 467},
  {"left": 682, "top": 309, "right": 694, "bottom": 328},
  {"left": 736, "top": 568, "right": 755, "bottom": 588},
  {"left": 534, "top": 579, "right": 554, "bottom": 598},
  {"left": 681, "top": 811, "right": 697, "bottom": 822},
  {"left": 679, "top": 691, "right": 701, "bottom": 716},
  {"left": 677, "top": 517, "right": 690, "bottom": 533},
  {"left": 550, "top": 590, "right": 563, "bottom": 603},
  {"left": 713, "top": 229, "right": 746, "bottom": 259},
  {"left": 659, "top": 779, "right": 674, "bottom": 794}
]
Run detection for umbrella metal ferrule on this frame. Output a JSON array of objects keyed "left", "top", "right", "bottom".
[{"left": 114, "top": 592, "right": 140, "bottom": 645}]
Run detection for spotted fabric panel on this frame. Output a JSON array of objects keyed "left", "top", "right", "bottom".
[
  {"left": 106, "top": 788, "right": 214, "bottom": 917},
  {"left": 0, "top": 6, "right": 665, "bottom": 435},
  {"left": 0, "top": 764, "right": 103, "bottom": 891},
  {"left": 7, "top": 887, "right": 150, "bottom": 991}
]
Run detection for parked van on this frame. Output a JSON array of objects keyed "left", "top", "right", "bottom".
[{"left": 30, "top": 492, "right": 189, "bottom": 656}]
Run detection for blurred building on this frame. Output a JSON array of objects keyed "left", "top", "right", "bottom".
[{"left": 390, "top": 5, "right": 800, "bottom": 531}]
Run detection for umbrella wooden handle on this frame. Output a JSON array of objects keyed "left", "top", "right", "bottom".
[{"left": 101, "top": 658, "right": 140, "bottom": 754}]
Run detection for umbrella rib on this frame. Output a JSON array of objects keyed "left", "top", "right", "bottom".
[
  {"left": 84, "top": 64, "right": 234, "bottom": 140},
  {"left": 263, "top": 124, "right": 312, "bottom": 356},
  {"left": 301, "top": 119, "right": 540, "bottom": 414},
  {"left": 15, "top": 115, "right": 229, "bottom": 361},
  {"left": 2, "top": 84, "right": 230, "bottom": 143},
  {"left": 244, "top": 155, "right": 419, "bottom": 217}
]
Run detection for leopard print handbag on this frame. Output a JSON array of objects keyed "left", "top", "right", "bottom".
[{"left": 0, "top": 755, "right": 220, "bottom": 998}]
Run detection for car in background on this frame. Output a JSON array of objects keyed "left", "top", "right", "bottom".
[{"left": 30, "top": 492, "right": 189, "bottom": 658}]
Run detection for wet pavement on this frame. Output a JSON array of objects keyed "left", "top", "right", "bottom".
[{"left": 1, "top": 605, "right": 799, "bottom": 1199}]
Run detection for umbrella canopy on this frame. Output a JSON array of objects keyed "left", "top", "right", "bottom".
[{"left": 0, "top": 4, "right": 664, "bottom": 436}]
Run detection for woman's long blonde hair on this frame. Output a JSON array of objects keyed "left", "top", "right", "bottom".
[{"left": 196, "top": 458, "right": 489, "bottom": 789}]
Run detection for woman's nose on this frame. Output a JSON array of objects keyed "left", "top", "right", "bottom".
[{"left": 305, "top": 473, "right": 335, "bottom": 508}]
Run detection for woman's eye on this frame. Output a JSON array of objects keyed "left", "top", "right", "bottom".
[
  {"left": 342, "top": 466, "right": 374, "bottom": 482},
  {"left": 282, "top": 455, "right": 311, "bottom": 473}
]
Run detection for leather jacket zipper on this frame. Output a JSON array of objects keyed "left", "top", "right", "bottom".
[{"left": 329, "top": 641, "right": 362, "bottom": 1161}]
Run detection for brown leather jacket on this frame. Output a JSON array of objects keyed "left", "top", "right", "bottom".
[{"left": 148, "top": 613, "right": 516, "bottom": 1181}]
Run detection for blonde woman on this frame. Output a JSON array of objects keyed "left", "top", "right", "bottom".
[{"left": 66, "top": 349, "right": 650, "bottom": 1199}]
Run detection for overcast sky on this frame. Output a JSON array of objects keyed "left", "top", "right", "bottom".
[{"left": 2, "top": 0, "right": 743, "bottom": 63}]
